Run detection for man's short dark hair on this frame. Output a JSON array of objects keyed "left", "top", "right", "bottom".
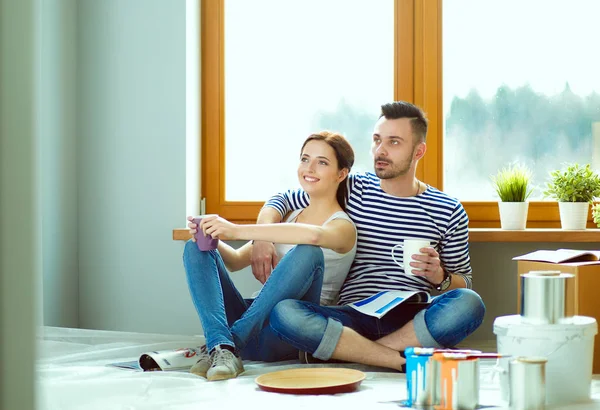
[{"left": 379, "top": 101, "right": 428, "bottom": 143}]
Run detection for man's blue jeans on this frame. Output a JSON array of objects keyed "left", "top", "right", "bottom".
[
  {"left": 270, "top": 288, "right": 485, "bottom": 360},
  {"left": 182, "top": 240, "right": 324, "bottom": 361}
]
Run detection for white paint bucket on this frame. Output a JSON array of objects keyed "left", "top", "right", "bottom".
[{"left": 493, "top": 315, "right": 597, "bottom": 406}]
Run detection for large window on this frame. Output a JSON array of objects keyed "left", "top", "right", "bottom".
[
  {"left": 443, "top": 0, "right": 600, "bottom": 202},
  {"left": 201, "top": 0, "right": 598, "bottom": 227}
]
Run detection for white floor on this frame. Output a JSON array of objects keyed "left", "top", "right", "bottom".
[{"left": 37, "top": 327, "right": 600, "bottom": 410}]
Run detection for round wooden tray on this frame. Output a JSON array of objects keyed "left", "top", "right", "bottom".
[{"left": 255, "top": 368, "right": 366, "bottom": 395}]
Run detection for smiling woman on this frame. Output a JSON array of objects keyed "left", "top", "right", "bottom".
[{"left": 181, "top": 131, "right": 358, "bottom": 380}]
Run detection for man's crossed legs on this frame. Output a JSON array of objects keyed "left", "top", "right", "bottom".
[{"left": 269, "top": 288, "right": 486, "bottom": 371}]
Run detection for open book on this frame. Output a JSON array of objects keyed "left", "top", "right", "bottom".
[
  {"left": 348, "top": 290, "right": 437, "bottom": 319},
  {"left": 513, "top": 249, "right": 600, "bottom": 264},
  {"left": 108, "top": 346, "right": 203, "bottom": 372}
]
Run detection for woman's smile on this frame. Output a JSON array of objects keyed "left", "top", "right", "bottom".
[{"left": 303, "top": 175, "right": 320, "bottom": 183}]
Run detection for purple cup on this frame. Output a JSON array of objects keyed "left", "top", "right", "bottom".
[{"left": 193, "top": 217, "right": 219, "bottom": 251}]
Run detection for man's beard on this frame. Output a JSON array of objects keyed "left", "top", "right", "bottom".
[{"left": 374, "top": 149, "right": 415, "bottom": 179}]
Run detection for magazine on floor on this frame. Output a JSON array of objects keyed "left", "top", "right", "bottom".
[
  {"left": 348, "top": 290, "right": 437, "bottom": 319},
  {"left": 107, "top": 346, "right": 204, "bottom": 372}
]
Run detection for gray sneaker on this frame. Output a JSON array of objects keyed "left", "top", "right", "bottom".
[
  {"left": 190, "top": 345, "right": 211, "bottom": 377},
  {"left": 207, "top": 346, "right": 244, "bottom": 381}
]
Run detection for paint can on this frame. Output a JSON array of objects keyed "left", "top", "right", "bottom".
[
  {"left": 520, "top": 271, "right": 574, "bottom": 324},
  {"left": 509, "top": 357, "right": 547, "bottom": 410},
  {"left": 405, "top": 347, "right": 439, "bottom": 407},
  {"left": 432, "top": 353, "right": 479, "bottom": 410}
]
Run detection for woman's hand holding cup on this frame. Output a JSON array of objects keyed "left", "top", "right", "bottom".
[
  {"left": 186, "top": 215, "right": 220, "bottom": 251},
  {"left": 187, "top": 215, "right": 199, "bottom": 241},
  {"left": 199, "top": 215, "right": 240, "bottom": 241}
]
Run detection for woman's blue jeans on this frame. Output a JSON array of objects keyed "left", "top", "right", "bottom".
[
  {"left": 182, "top": 240, "right": 324, "bottom": 361},
  {"left": 270, "top": 289, "right": 485, "bottom": 360}
]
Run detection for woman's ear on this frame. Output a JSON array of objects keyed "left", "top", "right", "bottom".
[{"left": 337, "top": 168, "right": 349, "bottom": 182}]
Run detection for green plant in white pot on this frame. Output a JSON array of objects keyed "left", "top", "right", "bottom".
[
  {"left": 491, "top": 163, "right": 533, "bottom": 230},
  {"left": 543, "top": 163, "right": 600, "bottom": 230}
]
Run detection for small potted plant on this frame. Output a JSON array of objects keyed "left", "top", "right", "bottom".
[
  {"left": 491, "top": 163, "right": 533, "bottom": 230},
  {"left": 543, "top": 163, "right": 600, "bottom": 230},
  {"left": 593, "top": 203, "right": 600, "bottom": 228}
]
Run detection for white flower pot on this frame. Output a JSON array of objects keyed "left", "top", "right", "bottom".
[
  {"left": 498, "top": 202, "right": 529, "bottom": 230},
  {"left": 558, "top": 202, "right": 589, "bottom": 230}
]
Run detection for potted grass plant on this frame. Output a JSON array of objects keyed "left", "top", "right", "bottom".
[
  {"left": 491, "top": 163, "right": 533, "bottom": 230},
  {"left": 543, "top": 163, "right": 600, "bottom": 230}
]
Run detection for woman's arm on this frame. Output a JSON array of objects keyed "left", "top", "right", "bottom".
[
  {"left": 216, "top": 241, "right": 253, "bottom": 272},
  {"left": 202, "top": 216, "right": 356, "bottom": 254}
]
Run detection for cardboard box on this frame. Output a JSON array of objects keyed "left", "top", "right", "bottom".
[{"left": 516, "top": 259, "right": 600, "bottom": 373}]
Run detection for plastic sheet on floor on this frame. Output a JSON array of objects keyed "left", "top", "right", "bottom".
[{"left": 37, "top": 326, "right": 600, "bottom": 410}]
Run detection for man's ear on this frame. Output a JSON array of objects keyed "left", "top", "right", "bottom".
[
  {"left": 338, "top": 168, "right": 349, "bottom": 182},
  {"left": 413, "top": 142, "right": 427, "bottom": 161}
]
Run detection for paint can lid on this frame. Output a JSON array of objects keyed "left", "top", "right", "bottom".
[
  {"left": 513, "top": 356, "right": 548, "bottom": 364},
  {"left": 521, "top": 271, "right": 574, "bottom": 279},
  {"left": 526, "top": 270, "right": 562, "bottom": 276}
]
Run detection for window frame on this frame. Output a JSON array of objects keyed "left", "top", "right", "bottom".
[{"left": 201, "top": 0, "right": 587, "bottom": 227}]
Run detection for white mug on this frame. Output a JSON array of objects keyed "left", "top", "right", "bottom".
[{"left": 391, "top": 239, "right": 431, "bottom": 275}]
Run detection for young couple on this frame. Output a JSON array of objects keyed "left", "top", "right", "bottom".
[{"left": 183, "top": 101, "right": 485, "bottom": 382}]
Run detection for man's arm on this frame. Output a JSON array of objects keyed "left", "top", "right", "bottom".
[
  {"left": 441, "top": 270, "right": 469, "bottom": 290},
  {"left": 256, "top": 206, "right": 283, "bottom": 224},
  {"left": 251, "top": 176, "right": 360, "bottom": 281},
  {"left": 262, "top": 188, "right": 310, "bottom": 218},
  {"left": 438, "top": 203, "right": 472, "bottom": 289},
  {"left": 251, "top": 190, "right": 310, "bottom": 283},
  {"left": 250, "top": 207, "right": 282, "bottom": 284},
  {"left": 406, "top": 202, "right": 472, "bottom": 291}
]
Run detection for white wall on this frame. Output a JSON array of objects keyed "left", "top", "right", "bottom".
[
  {"left": 40, "top": 0, "right": 79, "bottom": 328},
  {"left": 0, "top": 0, "right": 39, "bottom": 408},
  {"left": 185, "top": 0, "right": 201, "bottom": 217},
  {"left": 77, "top": 0, "right": 204, "bottom": 334}
]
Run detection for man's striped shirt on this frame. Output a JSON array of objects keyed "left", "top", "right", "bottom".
[{"left": 264, "top": 172, "right": 472, "bottom": 305}]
